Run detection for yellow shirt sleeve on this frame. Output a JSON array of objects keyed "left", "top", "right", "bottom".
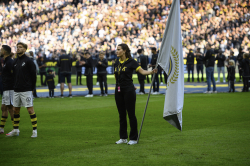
[{"left": 136, "top": 66, "right": 141, "bottom": 72}]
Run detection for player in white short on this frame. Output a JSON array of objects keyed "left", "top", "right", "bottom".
[
  {"left": 13, "top": 91, "right": 33, "bottom": 108},
  {"left": 0, "top": 45, "right": 14, "bottom": 134},
  {"left": 5, "top": 42, "right": 38, "bottom": 138}
]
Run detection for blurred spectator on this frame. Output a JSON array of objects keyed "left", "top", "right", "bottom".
[
  {"left": 46, "top": 69, "right": 56, "bottom": 98},
  {"left": 158, "top": 66, "right": 165, "bottom": 85},
  {"left": 29, "top": 51, "right": 39, "bottom": 98},
  {"left": 82, "top": 51, "right": 93, "bottom": 97},
  {"left": 75, "top": 54, "right": 83, "bottom": 85},
  {"left": 204, "top": 44, "right": 217, "bottom": 93},
  {"left": 215, "top": 49, "right": 226, "bottom": 83},
  {"left": 195, "top": 48, "right": 204, "bottom": 82},
  {"left": 29, "top": 51, "right": 39, "bottom": 73},
  {"left": 149, "top": 47, "right": 159, "bottom": 94},
  {"left": 137, "top": 49, "right": 147, "bottom": 95},
  {"left": 96, "top": 51, "right": 108, "bottom": 96},
  {"left": 240, "top": 53, "right": 250, "bottom": 92},
  {"left": 37, "top": 56, "right": 47, "bottom": 86},
  {"left": 237, "top": 48, "right": 244, "bottom": 82},
  {"left": 186, "top": 49, "right": 195, "bottom": 82},
  {"left": 227, "top": 51, "right": 237, "bottom": 66},
  {"left": 226, "top": 59, "right": 235, "bottom": 92}
]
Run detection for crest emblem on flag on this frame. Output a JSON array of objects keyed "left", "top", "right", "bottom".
[{"left": 166, "top": 46, "right": 179, "bottom": 89}]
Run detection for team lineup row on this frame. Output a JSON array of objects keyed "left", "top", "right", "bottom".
[{"left": 0, "top": 43, "right": 157, "bottom": 145}]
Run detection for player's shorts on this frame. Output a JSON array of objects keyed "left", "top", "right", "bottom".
[
  {"left": 13, "top": 91, "right": 33, "bottom": 108},
  {"left": 2, "top": 90, "right": 14, "bottom": 106},
  {"left": 60, "top": 73, "right": 71, "bottom": 83}
]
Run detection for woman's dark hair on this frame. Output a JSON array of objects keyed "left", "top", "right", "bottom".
[{"left": 118, "top": 43, "right": 132, "bottom": 59}]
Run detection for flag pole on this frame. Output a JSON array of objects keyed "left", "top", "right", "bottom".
[{"left": 137, "top": 65, "right": 158, "bottom": 143}]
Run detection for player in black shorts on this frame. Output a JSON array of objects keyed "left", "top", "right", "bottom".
[
  {"left": 58, "top": 49, "right": 72, "bottom": 98},
  {"left": 114, "top": 44, "right": 157, "bottom": 145}
]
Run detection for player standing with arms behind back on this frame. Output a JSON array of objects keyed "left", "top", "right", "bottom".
[
  {"left": 0, "top": 45, "right": 14, "bottom": 134},
  {"left": 6, "top": 42, "right": 37, "bottom": 138},
  {"left": 58, "top": 49, "right": 73, "bottom": 98},
  {"left": 96, "top": 52, "right": 108, "bottom": 96}
]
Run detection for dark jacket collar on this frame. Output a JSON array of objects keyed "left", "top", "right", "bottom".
[
  {"left": 4, "top": 56, "right": 11, "bottom": 62},
  {"left": 18, "top": 54, "right": 27, "bottom": 60}
]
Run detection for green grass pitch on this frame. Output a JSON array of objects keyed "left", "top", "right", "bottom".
[
  {"left": 35, "top": 73, "right": 241, "bottom": 87},
  {"left": 0, "top": 93, "right": 249, "bottom": 165}
]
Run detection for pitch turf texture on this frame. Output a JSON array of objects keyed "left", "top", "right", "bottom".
[
  {"left": 0, "top": 93, "right": 250, "bottom": 166},
  {"left": 35, "top": 73, "right": 241, "bottom": 87}
]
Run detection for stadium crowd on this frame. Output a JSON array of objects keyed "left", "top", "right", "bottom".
[
  {"left": 0, "top": 0, "right": 249, "bottom": 95},
  {"left": 0, "top": 0, "right": 249, "bottom": 59}
]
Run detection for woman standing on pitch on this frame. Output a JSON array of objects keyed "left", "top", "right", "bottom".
[{"left": 114, "top": 43, "right": 157, "bottom": 145}]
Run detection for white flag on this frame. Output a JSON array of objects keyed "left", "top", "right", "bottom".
[{"left": 157, "top": 0, "right": 184, "bottom": 131}]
